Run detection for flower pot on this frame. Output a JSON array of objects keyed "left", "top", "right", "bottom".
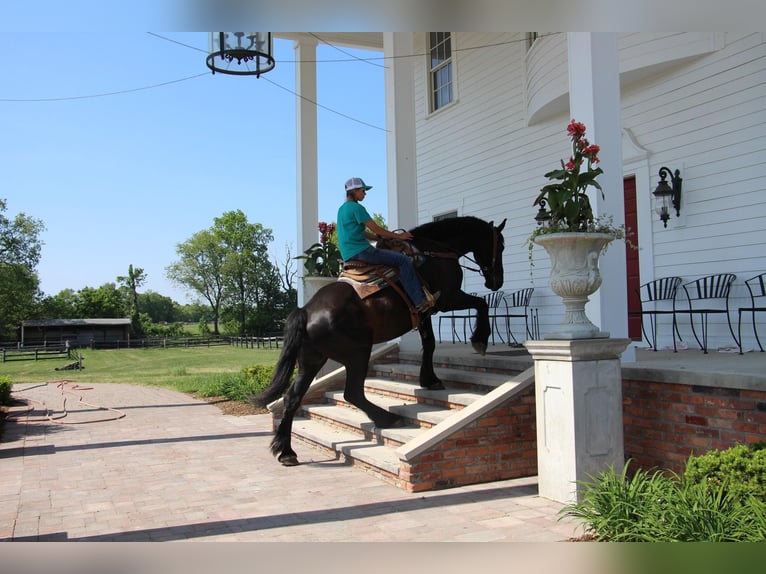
[
  {"left": 302, "top": 276, "right": 337, "bottom": 302},
  {"left": 533, "top": 232, "right": 614, "bottom": 340}
]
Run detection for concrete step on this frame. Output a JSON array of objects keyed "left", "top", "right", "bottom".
[
  {"left": 291, "top": 417, "right": 405, "bottom": 476},
  {"left": 370, "top": 362, "right": 515, "bottom": 390},
  {"left": 285, "top": 346, "right": 535, "bottom": 491},
  {"left": 362, "top": 378, "right": 484, "bottom": 408},
  {"left": 398, "top": 347, "right": 533, "bottom": 374},
  {"left": 308, "top": 398, "right": 451, "bottom": 432}
]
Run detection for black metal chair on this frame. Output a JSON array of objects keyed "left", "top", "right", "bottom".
[
  {"left": 737, "top": 272, "right": 766, "bottom": 354},
  {"left": 629, "top": 276, "right": 683, "bottom": 352},
  {"left": 485, "top": 291, "right": 507, "bottom": 345},
  {"left": 676, "top": 273, "right": 737, "bottom": 354},
  {"left": 492, "top": 288, "right": 535, "bottom": 345}
]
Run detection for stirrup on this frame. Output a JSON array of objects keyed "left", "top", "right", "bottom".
[
  {"left": 423, "top": 287, "right": 440, "bottom": 307},
  {"left": 416, "top": 289, "right": 440, "bottom": 313}
]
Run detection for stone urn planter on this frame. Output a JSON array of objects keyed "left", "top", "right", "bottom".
[
  {"left": 302, "top": 276, "right": 337, "bottom": 303},
  {"left": 533, "top": 232, "right": 615, "bottom": 340}
]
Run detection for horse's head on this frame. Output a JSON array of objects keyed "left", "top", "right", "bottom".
[{"left": 477, "top": 219, "right": 506, "bottom": 291}]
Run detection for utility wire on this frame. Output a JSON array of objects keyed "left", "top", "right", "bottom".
[
  {"left": 1, "top": 32, "right": 553, "bottom": 131},
  {"left": 0, "top": 73, "right": 209, "bottom": 102}
]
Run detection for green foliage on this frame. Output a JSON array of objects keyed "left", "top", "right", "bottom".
[
  {"left": 296, "top": 222, "right": 342, "bottom": 277},
  {"left": 562, "top": 459, "right": 766, "bottom": 542},
  {"left": 532, "top": 119, "right": 604, "bottom": 232},
  {"left": 0, "top": 375, "right": 12, "bottom": 406},
  {"left": 684, "top": 443, "right": 766, "bottom": 502},
  {"left": 167, "top": 211, "right": 286, "bottom": 336},
  {"left": 189, "top": 364, "right": 276, "bottom": 402},
  {"left": 1, "top": 346, "right": 280, "bottom": 393},
  {"left": 0, "top": 199, "right": 46, "bottom": 339},
  {"left": 198, "top": 316, "right": 211, "bottom": 335}
]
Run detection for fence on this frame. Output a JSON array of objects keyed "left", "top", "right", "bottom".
[
  {"left": 1, "top": 333, "right": 284, "bottom": 354},
  {"left": 229, "top": 333, "right": 283, "bottom": 349},
  {"left": 90, "top": 336, "right": 231, "bottom": 350},
  {"left": 1, "top": 342, "right": 72, "bottom": 362}
]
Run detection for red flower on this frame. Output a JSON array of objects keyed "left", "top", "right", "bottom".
[
  {"left": 583, "top": 144, "right": 600, "bottom": 163},
  {"left": 567, "top": 119, "right": 587, "bottom": 140}
]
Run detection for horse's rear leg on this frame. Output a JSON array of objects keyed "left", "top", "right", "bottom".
[
  {"left": 272, "top": 351, "right": 326, "bottom": 466},
  {"left": 343, "top": 351, "right": 404, "bottom": 428}
]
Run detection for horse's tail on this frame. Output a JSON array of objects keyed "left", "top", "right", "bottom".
[{"left": 250, "top": 307, "right": 307, "bottom": 408}]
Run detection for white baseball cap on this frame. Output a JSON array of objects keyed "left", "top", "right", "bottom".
[{"left": 345, "top": 177, "right": 372, "bottom": 192}]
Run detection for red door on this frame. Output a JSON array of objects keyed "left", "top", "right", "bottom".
[{"left": 624, "top": 176, "right": 641, "bottom": 340}]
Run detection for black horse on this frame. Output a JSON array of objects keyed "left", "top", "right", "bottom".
[{"left": 252, "top": 216, "right": 506, "bottom": 466}]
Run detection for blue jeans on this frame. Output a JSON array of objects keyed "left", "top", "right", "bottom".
[{"left": 350, "top": 246, "right": 425, "bottom": 307}]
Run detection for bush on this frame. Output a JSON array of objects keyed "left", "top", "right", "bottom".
[
  {"left": 0, "top": 375, "right": 11, "bottom": 406},
  {"left": 683, "top": 443, "right": 766, "bottom": 502},
  {"left": 217, "top": 365, "right": 276, "bottom": 402},
  {"left": 561, "top": 459, "right": 766, "bottom": 541}
]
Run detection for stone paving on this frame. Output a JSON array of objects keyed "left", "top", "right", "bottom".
[{"left": 0, "top": 380, "right": 582, "bottom": 542}]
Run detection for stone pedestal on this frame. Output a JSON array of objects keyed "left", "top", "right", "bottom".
[{"left": 523, "top": 338, "right": 630, "bottom": 504}]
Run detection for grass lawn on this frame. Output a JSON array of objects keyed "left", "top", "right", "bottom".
[{"left": 0, "top": 346, "right": 282, "bottom": 396}]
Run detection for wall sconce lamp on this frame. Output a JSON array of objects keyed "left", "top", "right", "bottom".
[
  {"left": 534, "top": 199, "right": 551, "bottom": 226},
  {"left": 653, "top": 167, "right": 682, "bottom": 228}
]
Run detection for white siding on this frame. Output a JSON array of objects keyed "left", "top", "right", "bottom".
[{"left": 415, "top": 32, "right": 766, "bottom": 351}]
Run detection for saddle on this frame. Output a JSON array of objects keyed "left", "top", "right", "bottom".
[{"left": 338, "top": 238, "right": 430, "bottom": 329}]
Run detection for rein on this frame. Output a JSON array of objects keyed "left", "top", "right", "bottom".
[{"left": 417, "top": 225, "right": 499, "bottom": 277}]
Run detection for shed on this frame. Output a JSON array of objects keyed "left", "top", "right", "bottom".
[{"left": 20, "top": 318, "right": 132, "bottom": 346}]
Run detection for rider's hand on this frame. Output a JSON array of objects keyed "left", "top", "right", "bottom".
[{"left": 397, "top": 231, "right": 414, "bottom": 240}]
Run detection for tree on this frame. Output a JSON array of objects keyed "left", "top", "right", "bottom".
[
  {"left": 0, "top": 199, "right": 45, "bottom": 340},
  {"left": 167, "top": 211, "right": 288, "bottom": 336},
  {"left": 274, "top": 242, "right": 298, "bottom": 311},
  {"left": 117, "top": 264, "right": 147, "bottom": 335},
  {"left": 117, "top": 264, "right": 146, "bottom": 317},
  {"left": 213, "top": 210, "right": 277, "bottom": 334},
  {"left": 137, "top": 291, "right": 181, "bottom": 324},
  {"left": 38, "top": 288, "right": 78, "bottom": 319},
  {"left": 166, "top": 229, "right": 227, "bottom": 335},
  {"left": 73, "top": 283, "right": 127, "bottom": 318}
]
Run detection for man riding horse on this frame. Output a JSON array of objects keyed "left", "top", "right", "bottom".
[
  {"left": 337, "top": 177, "right": 439, "bottom": 318},
  {"left": 251, "top": 178, "right": 506, "bottom": 466}
]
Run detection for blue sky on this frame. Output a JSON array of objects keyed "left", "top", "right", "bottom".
[{"left": 1, "top": 32, "right": 388, "bottom": 303}]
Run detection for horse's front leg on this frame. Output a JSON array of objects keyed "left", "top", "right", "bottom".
[
  {"left": 418, "top": 316, "right": 444, "bottom": 390},
  {"left": 467, "top": 294, "right": 491, "bottom": 355}
]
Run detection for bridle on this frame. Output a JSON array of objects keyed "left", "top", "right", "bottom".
[{"left": 418, "top": 223, "right": 502, "bottom": 281}]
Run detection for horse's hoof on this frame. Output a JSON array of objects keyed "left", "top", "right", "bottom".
[
  {"left": 471, "top": 342, "right": 487, "bottom": 356},
  {"left": 377, "top": 417, "right": 407, "bottom": 429},
  {"left": 420, "top": 382, "right": 445, "bottom": 391},
  {"left": 279, "top": 454, "right": 300, "bottom": 466}
]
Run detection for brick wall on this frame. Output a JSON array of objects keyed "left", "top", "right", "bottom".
[
  {"left": 622, "top": 379, "right": 766, "bottom": 474},
  {"left": 400, "top": 386, "right": 538, "bottom": 492}
]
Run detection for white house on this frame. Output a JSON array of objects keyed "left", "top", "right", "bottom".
[{"left": 283, "top": 32, "right": 766, "bottom": 357}]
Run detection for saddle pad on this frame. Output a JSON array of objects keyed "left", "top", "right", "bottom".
[{"left": 338, "top": 265, "right": 400, "bottom": 300}]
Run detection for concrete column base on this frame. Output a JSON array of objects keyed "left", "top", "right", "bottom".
[{"left": 524, "top": 338, "right": 630, "bottom": 504}]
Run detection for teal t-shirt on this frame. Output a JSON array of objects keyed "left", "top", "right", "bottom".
[{"left": 337, "top": 200, "right": 372, "bottom": 260}]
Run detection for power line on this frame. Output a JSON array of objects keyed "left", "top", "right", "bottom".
[
  {"left": 0, "top": 73, "right": 210, "bottom": 102},
  {"left": 261, "top": 76, "right": 388, "bottom": 132},
  {"left": 0, "top": 33, "right": 553, "bottom": 131}
]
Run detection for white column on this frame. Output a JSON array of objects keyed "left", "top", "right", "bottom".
[
  {"left": 384, "top": 32, "right": 418, "bottom": 231},
  {"left": 525, "top": 338, "right": 629, "bottom": 504},
  {"left": 295, "top": 38, "right": 319, "bottom": 307},
  {"left": 384, "top": 32, "right": 421, "bottom": 351},
  {"left": 567, "top": 33, "right": 634, "bottom": 362}
]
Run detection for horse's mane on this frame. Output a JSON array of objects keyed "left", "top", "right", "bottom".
[{"left": 410, "top": 216, "right": 490, "bottom": 242}]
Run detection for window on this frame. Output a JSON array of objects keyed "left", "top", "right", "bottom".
[
  {"left": 433, "top": 210, "right": 458, "bottom": 222},
  {"left": 428, "top": 32, "right": 453, "bottom": 112}
]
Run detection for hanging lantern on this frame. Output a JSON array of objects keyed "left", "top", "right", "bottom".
[{"left": 206, "top": 32, "right": 275, "bottom": 77}]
